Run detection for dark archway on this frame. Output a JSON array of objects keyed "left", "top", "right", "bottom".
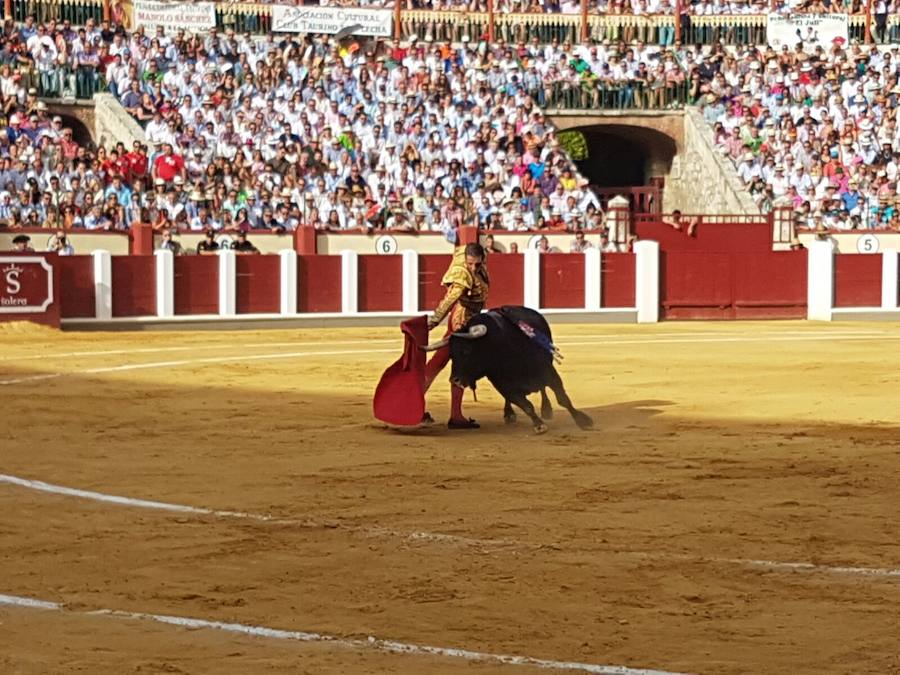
[
  {"left": 56, "top": 113, "right": 93, "bottom": 148},
  {"left": 566, "top": 124, "right": 678, "bottom": 188},
  {"left": 575, "top": 132, "right": 646, "bottom": 187}
]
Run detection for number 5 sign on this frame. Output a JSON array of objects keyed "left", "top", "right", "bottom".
[{"left": 856, "top": 234, "right": 879, "bottom": 254}]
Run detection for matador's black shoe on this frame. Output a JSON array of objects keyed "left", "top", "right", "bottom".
[
  {"left": 420, "top": 412, "right": 435, "bottom": 426},
  {"left": 447, "top": 417, "right": 480, "bottom": 429}
]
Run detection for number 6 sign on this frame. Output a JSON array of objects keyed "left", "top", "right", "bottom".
[{"left": 375, "top": 235, "right": 398, "bottom": 255}]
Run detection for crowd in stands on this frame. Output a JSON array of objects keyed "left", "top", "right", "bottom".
[
  {"left": 321, "top": 0, "right": 896, "bottom": 18},
  {"left": 698, "top": 38, "right": 900, "bottom": 229},
  {"left": 0, "top": 17, "right": 615, "bottom": 241},
  {"left": 0, "top": 9, "right": 899, "bottom": 244}
]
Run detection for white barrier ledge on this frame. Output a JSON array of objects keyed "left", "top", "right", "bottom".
[
  {"left": 584, "top": 247, "right": 602, "bottom": 311},
  {"left": 634, "top": 240, "right": 659, "bottom": 323},
  {"left": 523, "top": 248, "right": 541, "bottom": 310},
  {"left": 91, "top": 250, "right": 112, "bottom": 320},
  {"left": 340, "top": 250, "right": 359, "bottom": 314},
  {"left": 154, "top": 249, "right": 174, "bottom": 318},
  {"left": 401, "top": 250, "right": 419, "bottom": 315},
  {"left": 807, "top": 240, "right": 834, "bottom": 321},
  {"left": 218, "top": 249, "right": 236, "bottom": 316},
  {"left": 882, "top": 250, "right": 899, "bottom": 310},
  {"left": 279, "top": 249, "right": 297, "bottom": 316}
]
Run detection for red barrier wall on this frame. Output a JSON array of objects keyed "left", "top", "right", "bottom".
[
  {"left": 661, "top": 252, "right": 732, "bottom": 319},
  {"left": 732, "top": 252, "right": 807, "bottom": 319},
  {"left": 602, "top": 253, "right": 636, "bottom": 308},
  {"left": 298, "top": 255, "right": 341, "bottom": 312},
  {"left": 834, "top": 255, "right": 883, "bottom": 308},
  {"left": 486, "top": 254, "right": 524, "bottom": 308},
  {"left": 661, "top": 251, "right": 807, "bottom": 320},
  {"left": 358, "top": 255, "right": 402, "bottom": 312},
  {"left": 635, "top": 221, "right": 772, "bottom": 253},
  {"left": 540, "top": 254, "right": 585, "bottom": 309},
  {"left": 174, "top": 256, "right": 218, "bottom": 315},
  {"left": 112, "top": 256, "right": 156, "bottom": 317},
  {"left": 418, "top": 254, "right": 453, "bottom": 311},
  {"left": 58, "top": 255, "right": 95, "bottom": 318},
  {"left": 237, "top": 255, "right": 280, "bottom": 314}
]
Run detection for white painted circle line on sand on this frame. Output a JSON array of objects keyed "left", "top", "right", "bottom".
[
  {"left": 4, "top": 333, "right": 900, "bottom": 387},
  {"left": 0, "top": 329, "right": 888, "bottom": 364},
  {"left": 0, "top": 593, "right": 683, "bottom": 675},
  {"left": 3, "top": 473, "right": 900, "bottom": 582}
]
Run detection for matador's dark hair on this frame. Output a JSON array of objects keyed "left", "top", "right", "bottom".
[{"left": 464, "top": 242, "right": 485, "bottom": 259}]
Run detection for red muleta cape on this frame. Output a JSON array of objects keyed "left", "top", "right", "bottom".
[{"left": 372, "top": 315, "right": 428, "bottom": 426}]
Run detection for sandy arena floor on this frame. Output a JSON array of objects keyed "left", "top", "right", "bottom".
[{"left": 1, "top": 320, "right": 899, "bottom": 675}]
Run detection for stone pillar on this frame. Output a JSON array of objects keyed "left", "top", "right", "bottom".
[{"left": 606, "top": 195, "right": 632, "bottom": 249}]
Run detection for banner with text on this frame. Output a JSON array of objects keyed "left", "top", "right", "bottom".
[
  {"left": 272, "top": 6, "right": 393, "bottom": 37},
  {"left": 767, "top": 13, "right": 848, "bottom": 49},
  {"left": 133, "top": 0, "right": 216, "bottom": 33}
]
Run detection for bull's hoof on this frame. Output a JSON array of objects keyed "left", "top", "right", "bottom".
[
  {"left": 573, "top": 411, "right": 594, "bottom": 430},
  {"left": 504, "top": 412, "right": 517, "bottom": 425},
  {"left": 541, "top": 405, "right": 554, "bottom": 420},
  {"left": 533, "top": 423, "right": 548, "bottom": 434}
]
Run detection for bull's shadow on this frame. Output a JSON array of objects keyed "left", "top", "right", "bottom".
[{"left": 384, "top": 399, "right": 674, "bottom": 436}]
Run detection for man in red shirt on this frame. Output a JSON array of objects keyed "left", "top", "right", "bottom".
[
  {"left": 124, "top": 141, "right": 148, "bottom": 184},
  {"left": 153, "top": 143, "right": 186, "bottom": 183}
]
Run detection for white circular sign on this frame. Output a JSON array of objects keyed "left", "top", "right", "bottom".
[
  {"left": 527, "top": 234, "right": 545, "bottom": 250},
  {"left": 216, "top": 234, "right": 234, "bottom": 250},
  {"left": 856, "top": 233, "right": 880, "bottom": 254},
  {"left": 375, "top": 234, "right": 398, "bottom": 255}
]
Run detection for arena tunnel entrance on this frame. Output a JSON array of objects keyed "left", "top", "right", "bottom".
[
  {"left": 574, "top": 131, "right": 648, "bottom": 187},
  {"left": 56, "top": 113, "right": 93, "bottom": 148},
  {"left": 572, "top": 124, "right": 678, "bottom": 188},
  {"left": 551, "top": 117, "right": 681, "bottom": 213}
]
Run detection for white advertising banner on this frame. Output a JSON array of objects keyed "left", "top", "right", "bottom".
[
  {"left": 767, "top": 13, "right": 848, "bottom": 49},
  {"left": 271, "top": 6, "right": 393, "bottom": 37},
  {"left": 133, "top": 0, "right": 216, "bottom": 33}
]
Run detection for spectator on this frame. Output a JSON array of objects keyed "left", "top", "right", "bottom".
[
  {"left": 231, "top": 230, "right": 259, "bottom": 254},
  {"left": 663, "top": 209, "right": 698, "bottom": 236},
  {"left": 196, "top": 229, "right": 219, "bottom": 255},
  {"left": 484, "top": 233, "right": 503, "bottom": 254},
  {"left": 11, "top": 234, "right": 33, "bottom": 251},
  {"left": 46, "top": 229, "right": 74, "bottom": 255},
  {"left": 570, "top": 229, "right": 593, "bottom": 252},
  {"left": 157, "top": 228, "right": 182, "bottom": 255},
  {"left": 536, "top": 235, "right": 561, "bottom": 253}
]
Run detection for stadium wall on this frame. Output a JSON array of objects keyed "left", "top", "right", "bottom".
[
  {"left": 665, "top": 108, "right": 761, "bottom": 216},
  {"left": 93, "top": 92, "right": 147, "bottom": 149},
  {"left": 2, "top": 243, "right": 897, "bottom": 330}
]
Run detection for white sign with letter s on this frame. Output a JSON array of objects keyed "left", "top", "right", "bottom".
[{"left": 0, "top": 257, "right": 54, "bottom": 313}]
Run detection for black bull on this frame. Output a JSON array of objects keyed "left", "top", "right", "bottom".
[{"left": 424, "top": 306, "right": 593, "bottom": 433}]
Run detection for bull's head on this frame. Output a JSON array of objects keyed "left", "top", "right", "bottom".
[{"left": 421, "top": 323, "right": 487, "bottom": 389}]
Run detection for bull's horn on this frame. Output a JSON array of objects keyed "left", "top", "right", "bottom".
[
  {"left": 452, "top": 324, "right": 487, "bottom": 339},
  {"left": 421, "top": 337, "right": 450, "bottom": 351}
]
